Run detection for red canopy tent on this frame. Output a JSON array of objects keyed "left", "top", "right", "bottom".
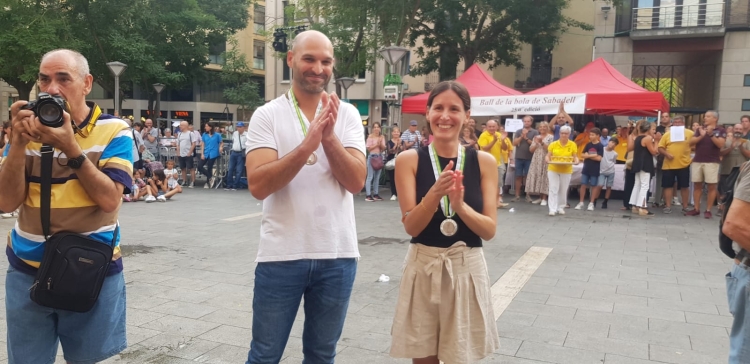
[
  {"left": 401, "top": 64, "right": 521, "bottom": 114},
  {"left": 527, "top": 58, "right": 670, "bottom": 116}
]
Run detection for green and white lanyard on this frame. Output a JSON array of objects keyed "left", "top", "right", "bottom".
[
  {"left": 428, "top": 144, "right": 466, "bottom": 218},
  {"left": 288, "top": 89, "right": 322, "bottom": 136}
]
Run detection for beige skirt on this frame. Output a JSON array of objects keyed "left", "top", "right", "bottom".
[{"left": 390, "top": 242, "right": 499, "bottom": 364}]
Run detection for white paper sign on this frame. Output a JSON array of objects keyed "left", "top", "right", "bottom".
[
  {"left": 505, "top": 119, "right": 524, "bottom": 133},
  {"left": 471, "top": 94, "right": 587, "bottom": 116},
  {"left": 670, "top": 126, "right": 685, "bottom": 142}
]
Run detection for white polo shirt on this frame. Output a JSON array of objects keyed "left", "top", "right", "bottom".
[{"left": 246, "top": 94, "right": 366, "bottom": 262}]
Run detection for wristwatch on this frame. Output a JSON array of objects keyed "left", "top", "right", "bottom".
[{"left": 67, "top": 152, "right": 88, "bottom": 169}]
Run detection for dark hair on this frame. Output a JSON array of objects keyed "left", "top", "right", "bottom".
[
  {"left": 589, "top": 127, "right": 601, "bottom": 136},
  {"left": 426, "top": 81, "right": 471, "bottom": 111},
  {"left": 153, "top": 169, "right": 166, "bottom": 181},
  {"left": 637, "top": 120, "right": 652, "bottom": 134},
  {"left": 742, "top": 115, "right": 750, "bottom": 122},
  {"left": 609, "top": 137, "right": 620, "bottom": 145},
  {"left": 1, "top": 120, "right": 11, "bottom": 148}
]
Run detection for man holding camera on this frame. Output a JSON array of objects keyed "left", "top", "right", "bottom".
[
  {"left": 0, "top": 49, "right": 131, "bottom": 363},
  {"left": 142, "top": 118, "right": 160, "bottom": 155}
]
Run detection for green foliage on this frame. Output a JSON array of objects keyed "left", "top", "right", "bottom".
[
  {"left": 409, "top": 0, "right": 593, "bottom": 80},
  {"left": 220, "top": 38, "right": 264, "bottom": 111}
]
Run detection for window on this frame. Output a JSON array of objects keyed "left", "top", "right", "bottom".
[
  {"left": 282, "top": 60, "right": 291, "bottom": 81},
  {"left": 208, "top": 39, "right": 226, "bottom": 65},
  {"left": 744, "top": 75, "right": 750, "bottom": 86},
  {"left": 743, "top": 99, "right": 750, "bottom": 111},
  {"left": 253, "top": 40, "right": 265, "bottom": 70},
  {"left": 283, "top": 1, "right": 293, "bottom": 26},
  {"left": 254, "top": 5, "right": 265, "bottom": 34}
]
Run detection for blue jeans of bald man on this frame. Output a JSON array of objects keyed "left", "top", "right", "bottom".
[{"left": 226, "top": 151, "right": 245, "bottom": 188}]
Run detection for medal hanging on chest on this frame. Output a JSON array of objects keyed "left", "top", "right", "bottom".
[
  {"left": 428, "top": 144, "right": 466, "bottom": 237},
  {"left": 289, "top": 90, "right": 322, "bottom": 165}
]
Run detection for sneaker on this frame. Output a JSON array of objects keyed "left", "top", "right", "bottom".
[
  {"left": 540, "top": 200, "right": 548, "bottom": 206},
  {"left": 231, "top": 188, "right": 237, "bottom": 191},
  {"left": 531, "top": 199, "right": 541, "bottom": 204},
  {"left": 512, "top": 196, "right": 520, "bottom": 202},
  {"left": 526, "top": 195, "right": 533, "bottom": 203},
  {"left": 601, "top": 200, "right": 608, "bottom": 209},
  {"left": 497, "top": 202, "right": 509, "bottom": 209},
  {"left": 365, "top": 196, "right": 374, "bottom": 202},
  {"left": 1, "top": 211, "right": 18, "bottom": 219},
  {"left": 587, "top": 203, "right": 594, "bottom": 211},
  {"left": 390, "top": 195, "right": 397, "bottom": 201},
  {"left": 673, "top": 197, "right": 681, "bottom": 206},
  {"left": 145, "top": 195, "right": 156, "bottom": 203},
  {"left": 157, "top": 195, "right": 167, "bottom": 202},
  {"left": 224, "top": 187, "right": 231, "bottom": 191},
  {"left": 180, "top": 182, "right": 187, "bottom": 187},
  {"left": 123, "top": 195, "right": 132, "bottom": 202},
  {"left": 704, "top": 211, "right": 712, "bottom": 219},
  {"left": 204, "top": 182, "right": 209, "bottom": 189},
  {"left": 549, "top": 211, "right": 556, "bottom": 216},
  {"left": 188, "top": 182, "right": 194, "bottom": 189},
  {"left": 373, "top": 195, "right": 383, "bottom": 201},
  {"left": 575, "top": 202, "right": 584, "bottom": 210},
  {"left": 685, "top": 209, "right": 700, "bottom": 216},
  {"left": 557, "top": 209, "right": 565, "bottom": 215}
]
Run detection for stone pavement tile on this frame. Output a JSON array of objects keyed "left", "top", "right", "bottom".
[
  {"left": 506, "top": 301, "right": 576, "bottom": 320},
  {"left": 201, "top": 292, "right": 253, "bottom": 312},
  {"left": 613, "top": 303, "right": 686, "bottom": 322},
  {"left": 649, "top": 281, "right": 714, "bottom": 297},
  {"left": 156, "top": 287, "right": 217, "bottom": 304},
  {"left": 573, "top": 309, "right": 649, "bottom": 331},
  {"left": 677, "top": 277, "right": 727, "bottom": 289},
  {"left": 497, "top": 311, "right": 538, "bottom": 327},
  {"left": 588, "top": 275, "right": 648, "bottom": 289},
  {"left": 555, "top": 278, "right": 617, "bottom": 294},
  {"left": 124, "top": 270, "right": 174, "bottom": 284},
  {"left": 141, "top": 315, "right": 221, "bottom": 337},
  {"left": 618, "top": 271, "right": 678, "bottom": 284},
  {"left": 649, "top": 344, "right": 726, "bottom": 364},
  {"left": 532, "top": 315, "right": 609, "bottom": 337},
  {"left": 717, "top": 303, "right": 732, "bottom": 317},
  {"left": 0, "top": 340, "right": 6, "bottom": 360},
  {"left": 150, "top": 301, "right": 218, "bottom": 319},
  {"left": 159, "top": 267, "right": 251, "bottom": 286},
  {"left": 647, "top": 298, "right": 719, "bottom": 315},
  {"left": 127, "top": 308, "right": 167, "bottom": 327},
  {"left": 680, "top": 290, "right": 727, "bottom": 305},
  {"left": 546, "top": 295, "right": 614, "bottom": 313},
  {"left": 137, "top": 334, "right": 222, "bottom": 360},
  {"left": 526, "top": 276, "right": 558, "bottom": 286},
  {"left": 99, "top": 344, "right": 158, "bottom": 363},
  {"left": 615, "top": 285, "right": 682, "bottom": 300},
  {"left": 648, "top": 318, "right": 730, "bottom": 338},
  {"left": 564, "top": 332, "right": 649, "bottom": 359},
  {"left": 195, "top": 344, "right": 249, "bottom": 364},
  {"left": 198, "top": 325, "right": 252, "bottom": 348},
  {"left": 495, "top": 337, "right": 523, "bottom": 356},
  {"left": 684, "top": 311, "right": 733, "bottom": 328},
  {"left": 126, "top": 325, "right": 163, "bottom": 345},
  {"left": 581, "top": 290, "right": 648, "bottom": 306},
  {"left": 200, "top": 308, "right": 253, "bottom": 329},
  {"left": 201, "top": 282, "right": 253, "bottom": 296},
  {"left": 607, "top": 324, "right": 692, "bottom": 349},
  {"left": 330, "top": 346, "right": 402, "bottom": 364},
  {"left": 126, "top": 282, "right": 168, "bottom": 298},
  {"left": 689, "top": 331, "right": 730, "bottom": 358},
  {"left": 515, "top": 341, "right": 605, "bottom": 364},
  {"left": 339, "top": 331, "right": 392, "bottom": 352},
  {"left": 159, "top": 276, "right": 221, "bottom": 291},
  {"left": 603, "top": 353, "right": 667, "bottom": 364},
  {"left": 522, "top": 283, "right": 583, "bottom": 299},
  {"left": 127, "top": 294, "right": 172, "bottom": 311},
  {"left": 514, "top": 291, "right": 550, "bottom": 304},
  {"left": 496, "top": 322, "right": 568, "bottom": 346},
  {"left": 356, "top": 303, "right": 396, "bottom": 319}
]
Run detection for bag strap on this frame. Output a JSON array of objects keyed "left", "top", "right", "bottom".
[
  {"left": 40, "top": 144, "right": 53, "bottom": 240},
  {"left": 40, "top": 144, "right": 119, "bottom": 248}
]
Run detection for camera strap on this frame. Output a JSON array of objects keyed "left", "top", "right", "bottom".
[{"left": 39, "top": 144, "right": 117, "bottom": 246}]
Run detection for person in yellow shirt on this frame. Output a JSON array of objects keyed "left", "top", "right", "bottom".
[
  {"left": 614, "top": 124, "right": 631, "bottom": 163},
  {"left": 545, "top": 125, "right": 579, "bottom": 216},
  {"left": 658, "top": 115, "right": 694, "bottom": 213},
  {"left": 478, "top": 120, "right": 512, "bottom": 208}
]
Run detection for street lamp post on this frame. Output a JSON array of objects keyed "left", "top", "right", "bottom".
[
  {"left": 153, "top": 83, "right": 165, "bottom": 128},
  {"left": 335, "top": 77, "right": 356, "bottom": 101},
  {"left": 378, "top": 46, "right": 409, "bottom": 130},
  {"left": 106, "top": 61, "right": 127, "bottom": 117}
]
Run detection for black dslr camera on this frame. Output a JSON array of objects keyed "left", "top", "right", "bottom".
[{"left": 22, "top": 92, "right": 68, "bottom": 128}]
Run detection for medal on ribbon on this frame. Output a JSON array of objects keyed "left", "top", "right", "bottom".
[
  {"left": 289, "top": 90, "right": 322, "bottom": 165},
  {"left": 428, "top": 144, "right": 466, "bottom": 236}
]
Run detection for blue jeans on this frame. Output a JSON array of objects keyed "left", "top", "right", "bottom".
[
  {"left": 246, "top": 258, "right": 357, "bottom": 364},
  {"left": 226, "top": 152, "right": 245, "bottom": 188},
  {"left": 6, "top": 267, "right": 127, "bottom": 364},
  {"left": 365, "top": 154, "right": 382, "bottom": 196},
  {"left": 727, "top": 262, "right": 750, "bottom": 363}
]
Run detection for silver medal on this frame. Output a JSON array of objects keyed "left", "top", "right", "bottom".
[
  {"left": 440, "top": 219, "right": 458, "bottom": 237},
  {"left": 306, "top": 152, "right": 318, "bottom": 166}
]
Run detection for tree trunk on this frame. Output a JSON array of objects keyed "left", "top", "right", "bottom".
[
  {"left": 4, "top": 78, "right": 35, "bottom": 101},
  {"left": 438, "top": 44, "right": 459, "bottom": 81}
]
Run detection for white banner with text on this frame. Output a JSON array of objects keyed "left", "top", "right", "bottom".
[{"left": 470, "top": 94, "right": 587, "bottom": 116}]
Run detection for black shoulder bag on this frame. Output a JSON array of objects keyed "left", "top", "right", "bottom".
[{"left": 29, "top": 144, "right": 117, "bottom": 312}]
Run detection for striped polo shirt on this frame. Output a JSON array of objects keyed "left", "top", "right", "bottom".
[{"left": 6, "top": 103, "right": 133, "bottom": 275}]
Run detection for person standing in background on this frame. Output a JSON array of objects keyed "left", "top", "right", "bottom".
[{"left": 225, "top": 122, "right": 248, "bottom": 191}]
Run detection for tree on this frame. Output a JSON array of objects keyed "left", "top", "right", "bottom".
[
  {"left": 221, "top": 38, "right": 264, "bottom": 120},
  {"left": 0, "top": 0, "right": 82, "bottom": 100},
  {"left": 409, "top": 0, "right": 592, "bottom": 80}
]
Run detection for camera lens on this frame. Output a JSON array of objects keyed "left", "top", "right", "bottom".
[{"left": 38, "top": 103, "right": 62, "bottom": 124}]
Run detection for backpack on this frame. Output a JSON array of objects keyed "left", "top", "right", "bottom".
[{"left": 719, "top": 162, "right": 750, "bottom": 258}]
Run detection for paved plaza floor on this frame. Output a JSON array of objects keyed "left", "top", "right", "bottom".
[{"left": 0, "top": 188, "right": 735, "bottom": 364}]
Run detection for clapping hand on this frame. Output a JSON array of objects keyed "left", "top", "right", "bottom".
[
  {"left": 430, "top": 160, "right": 456, "bottom": 197},
  {"left": 447, "top": 170, "right": 466, "bottom": 214}
]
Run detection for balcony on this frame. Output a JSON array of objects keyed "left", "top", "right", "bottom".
[
  {"left": 630, "top": 2, "right": 726, "bottom": 40},
  {"left": 514, "top": 67, "right": 562, "bottom": 91}
]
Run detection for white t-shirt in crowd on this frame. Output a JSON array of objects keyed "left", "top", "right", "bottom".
[{"left": 246, "top": 94, "right": 366, "bottom": 262}]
